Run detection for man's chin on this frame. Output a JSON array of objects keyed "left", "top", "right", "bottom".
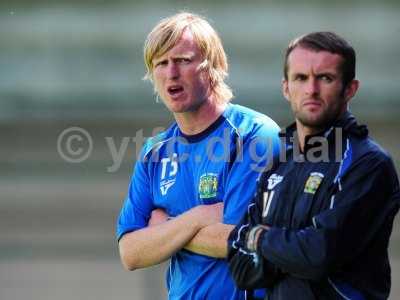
[
  {"left": 170, "top": 101, "right": 206, "bottom": 114},
  {"left": 164, "top": 102, "right": 187, "bottom": 113},
  {"left": 168, "top": 103, "right": 190, "bottom": 113},
  {"left": 297, "top": 114, "right": 327, "bottom": 129}
]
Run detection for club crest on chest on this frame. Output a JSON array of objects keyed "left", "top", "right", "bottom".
[
  {"left": 199, "top": 173, "right": 218, "bottom": 199},
  {"left": 304, "top": 172, "right": 324, "bottom": 194}
]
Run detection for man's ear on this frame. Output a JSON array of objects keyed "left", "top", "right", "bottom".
[
  {"left": 344, "top": 79, "right": 360, "bottom": 103},
  {"left": 282, "top": 78, "right": 290, "bottom": 102}
]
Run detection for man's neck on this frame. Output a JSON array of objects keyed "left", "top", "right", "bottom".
[
  {"left": 296, "top": 121, "right": 323, "bottom": 152},
  {"left": 296, "top": 110, "right": 348, "bottom": 151},
  {"left": 174, "top": 99, "right": 227, "bottom": 135}
]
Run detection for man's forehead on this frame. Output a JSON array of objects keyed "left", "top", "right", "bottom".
[
  {"left": 153, "top": 49, "right": 194, "bottom": 61},
  {"left": 288, "top": 47, "right": 343, "bottom": 73},
  {"left": 153, "top": 30, "right": 199, "bottom": 62}
]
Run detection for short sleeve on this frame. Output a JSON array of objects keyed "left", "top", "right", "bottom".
[{"left": 116, "top": 152, "right": 154, "bottom": 241}]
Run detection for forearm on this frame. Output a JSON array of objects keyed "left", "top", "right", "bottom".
[
  {"left": 119, "top": 210, "right": 203, "bottom": 270},
  {"left": 184, "top": 223, "right": 234, "bottom": 258}
]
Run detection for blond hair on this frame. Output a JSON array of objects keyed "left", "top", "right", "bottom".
[{"left": 143, "top": 12, "right": 233, "bottom": 103}]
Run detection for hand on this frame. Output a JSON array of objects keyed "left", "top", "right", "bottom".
[
  {"left": 148, "top": 208, "right": 169, "bottom": 227},
  {"left": 245, "top": 225, "right": 270, "bottom": 252}
]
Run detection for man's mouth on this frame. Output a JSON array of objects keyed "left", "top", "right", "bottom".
[
  {"left": 167, "top": 85, "right": 184, "bottom": 97},
  {"left": 303, "top": 99, "right": 322, "bottom": 109}
]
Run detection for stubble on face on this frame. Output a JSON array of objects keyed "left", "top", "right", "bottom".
[
  {"left": 291, "top": 94, "right": 347, "bottom": 130},
  {"left": 284, "top": 47, "right": 348, "bottom": 133}
]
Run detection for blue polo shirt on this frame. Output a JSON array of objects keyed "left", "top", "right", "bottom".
[{"left": 117, "top": 104, "right": 280, "bottom": 300}]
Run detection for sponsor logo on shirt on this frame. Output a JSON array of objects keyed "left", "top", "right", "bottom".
[
  {"left": 160, "top": 179, "right": 176, "bottom": 196},
  {"left": 199, "top": 173, "right": 218, "bottom": 199},
  {"left": 267, "top": 173, "right": 283, "bottom": 190},
  {"left": 160, "top": 154, "right": 178, "bottom": 196},
  {"left": 304, "top": 172, "right": 324, "bottom": 194}
]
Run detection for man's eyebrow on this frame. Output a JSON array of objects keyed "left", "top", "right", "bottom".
[
  {"left": 173, "top": 52, "right": 196, "bottom": 58},
  {"left": 315, "top": 71, "right": 338, "bottom": 77},
  {"left": 153, "top": 52, "right": 195, "bottom": 64},
  {"left": 290, "top": 72, "right": 307, "bottom": 77},
  {"left": 290, "top": 70, "right": 338, "bottom": 77}
]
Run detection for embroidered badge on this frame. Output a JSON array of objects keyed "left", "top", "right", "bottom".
[
  {"left": 267, "top": 173, "right": 284, "bottom": 190},
  {"left": 199, "top": 173, "right": 218, "bottom": 199},
  {"left": 304, "top": 172, "right": 324, "bottom": 194}
]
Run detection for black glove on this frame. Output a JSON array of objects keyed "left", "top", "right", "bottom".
[{"left": 228, "top": 248, "right": 282, "bottom": 290}]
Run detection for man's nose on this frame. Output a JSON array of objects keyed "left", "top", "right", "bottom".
[
  {"left": 305, "top": 78, "right": 320, "bottom": 96},
  {"left": 167, "top": 62, "right": 179, "bottom": 79}
]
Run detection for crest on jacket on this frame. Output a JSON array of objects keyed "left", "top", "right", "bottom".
[{"left": 304, "top": 172, "right": 324, "bottom": 194}]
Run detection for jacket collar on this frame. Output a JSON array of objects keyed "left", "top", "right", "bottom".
[{"left": 279, "top": 111, "right": 368, "bottom": 153}]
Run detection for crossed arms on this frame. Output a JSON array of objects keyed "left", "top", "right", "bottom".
[
  {"left": 118, "top": 129, "right": 279, "bottom": 271},
  {"left": 118, "top": 202, "right": 234, "bottom": 270}
]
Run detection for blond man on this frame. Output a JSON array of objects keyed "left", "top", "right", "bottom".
[{"left": 117, "top": 12, "right": 280, "bottom": 299}]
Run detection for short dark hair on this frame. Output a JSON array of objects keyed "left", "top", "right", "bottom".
[{"left": 284, "top": 32, "right": 356, "bottom": 88}]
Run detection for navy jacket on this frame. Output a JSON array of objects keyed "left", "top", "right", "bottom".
[{"left": 228, "top": 112, "right": 400, "bottom": 300}]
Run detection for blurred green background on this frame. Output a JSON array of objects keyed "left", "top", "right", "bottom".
[{"left": 1, "top": 1, "right": 399, "bottom": 299}]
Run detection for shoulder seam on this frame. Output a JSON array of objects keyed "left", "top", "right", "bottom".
[
  {"left": 143, "top": 136, "right": 176, "bottom": 158},
  {"left": 142, "top": 125, "right": 178, "bottom": 158},
  {"left": 224, "top": 117, "right": 241, "bottom": 138}
]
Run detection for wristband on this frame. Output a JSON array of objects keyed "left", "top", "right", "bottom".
[{"left": 246, "top": 225, "right": 267, "bottom": 252}]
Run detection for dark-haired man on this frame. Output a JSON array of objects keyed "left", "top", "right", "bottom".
[{"left": 228, "top": 32, "right": 400, "bottom": 300}]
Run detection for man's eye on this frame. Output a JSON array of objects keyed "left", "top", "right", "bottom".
[
  {"left": 320, "top": 75, "right": 333, "bottom": 83},
  {"left": 178, "top": 58, "right": 191, "bottom": 63},
  {"left": 155, "top": 61, "right": 167, "bottom": 67},
  {"left": 294, "top": 75, "right": 307, "bottom": 81}
]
